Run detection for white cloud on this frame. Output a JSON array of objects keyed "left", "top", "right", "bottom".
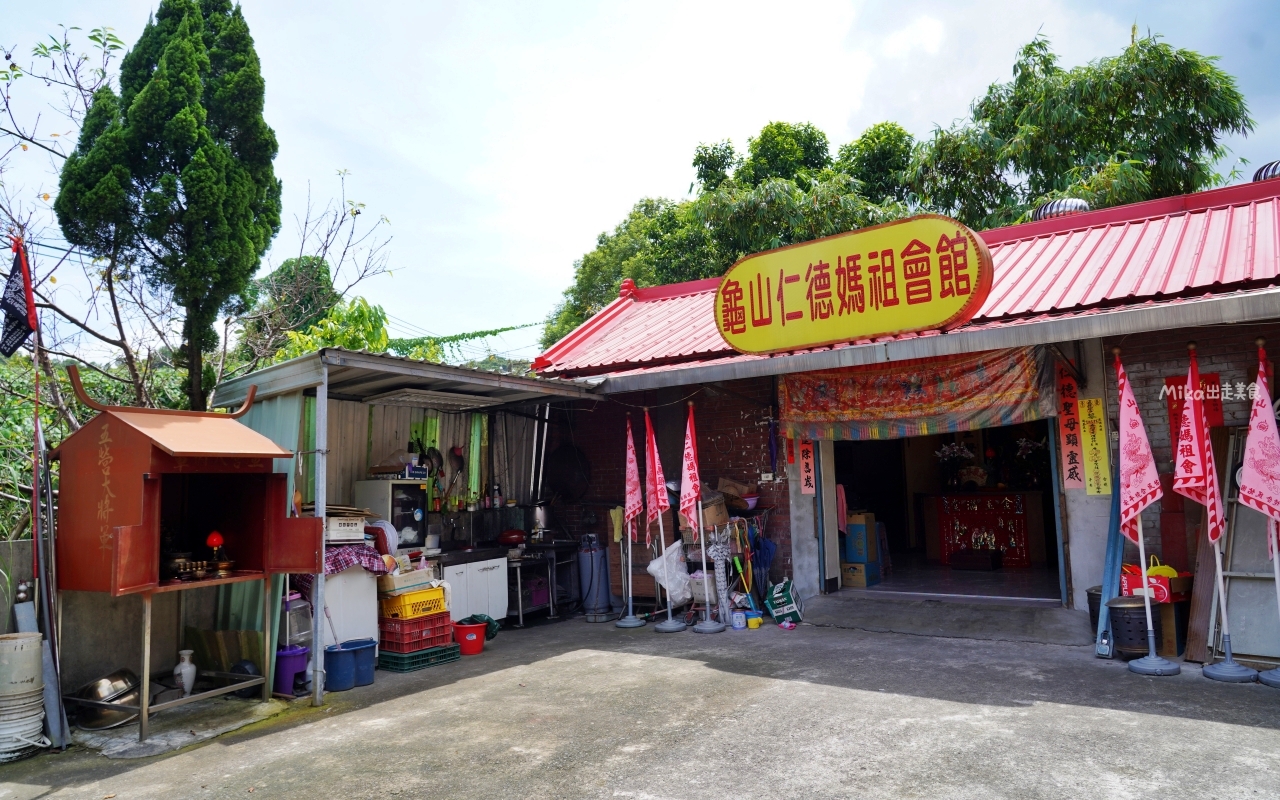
[
  {"left": 5, "top": 1, "right": 1270, "bottom": 361},
  {"left": 880, "top": 16, "right": 946, "bottom": 59}
]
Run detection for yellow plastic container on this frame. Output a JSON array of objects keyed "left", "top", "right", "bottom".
[
  {"left": 747, "top": 615, "right": 762, "bottom": 629},
  {"left": 378, "top": 585, "right": 446, "bottom": 620}
]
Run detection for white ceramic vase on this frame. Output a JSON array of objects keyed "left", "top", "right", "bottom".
[{"left": 174, "top": 649, "right": 197, "bottom": 697}]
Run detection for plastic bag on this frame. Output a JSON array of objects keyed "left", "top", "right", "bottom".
[
  {"left": 458, "top": 614, "right": 500, "bottom": 640},
  {"left": 646, "top": 540, "right": 691, "bottom": 606}
]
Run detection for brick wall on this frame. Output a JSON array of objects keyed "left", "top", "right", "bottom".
[
  {"left": 547, "top": 377, "right": 791, "bottom": 597},
  {"left": 1101, "top": 321, "right": 1280, "bottom": 559}
]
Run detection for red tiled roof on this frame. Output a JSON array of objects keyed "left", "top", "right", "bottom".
[{"left": 535, "top": 179, "right": 1280, "bottom": 377}]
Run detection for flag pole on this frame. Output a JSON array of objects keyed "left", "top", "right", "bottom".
[
  {"left": 1115, "top": 346, "right": 1179, "bottom": 677},
  {"left": 1262, "top": 521, "right": 1280, "bottom": 687},
  {"left": 1189, "top": 344, "right": 1256, "bottom": 681},
  {"left": 616, "top": 517, "right": 645, "bottom": 628},
  {"left": 617, "top": 414, "right": 645, "bottom": 629},
  {"left": 651, "top": 406, "right": 685, "bottom": 634},
  {"left": 1248, "top": 336, "right": 1280, "bottom": 687},
  {"left": 654, "top": 504, "right": 684, "bottom": 632}
]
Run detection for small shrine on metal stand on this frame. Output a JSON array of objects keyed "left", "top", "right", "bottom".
[{"left": 53, "top": 367, "right": 322, "bottom": 741}]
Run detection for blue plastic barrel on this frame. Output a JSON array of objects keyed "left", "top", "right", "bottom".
[
  {"left": 342, "top": 638, "right": 377, "bottom": 686},
  {"left": 323, "top": 644, "right": 356, "bottom": 691}
]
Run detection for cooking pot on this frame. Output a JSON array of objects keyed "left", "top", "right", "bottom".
[
  {"left": 499, "top": 529, "right": 527, "bottom": 546},
  {"left": 74, "top": 668, "right": 143, "bottom": 730}
]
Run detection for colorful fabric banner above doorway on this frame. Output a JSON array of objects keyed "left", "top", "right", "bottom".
[{"left": 779, "top": 346, "right": 1055, "bottom": 440}]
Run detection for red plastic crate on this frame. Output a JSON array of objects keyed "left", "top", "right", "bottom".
[
  {"left": 378, "top": 612, "right": 452, "bottom": 653},
  {"left": 379, "top": 628, "right": 453, "bottom": 653}
]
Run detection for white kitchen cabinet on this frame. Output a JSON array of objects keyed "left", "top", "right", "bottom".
[
  {"left": 473, "top": 559, "right": 508, "bottom": 620},
  {"left": 444, "top": 563, "right": 469, "bottom": 622},
  {"left": 443, "top": 558, "right": 507, "bottom": 621}
]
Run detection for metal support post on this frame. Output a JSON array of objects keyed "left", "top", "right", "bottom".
[{"left": 311, "top": 365, "right": 329, "bottom": 706}]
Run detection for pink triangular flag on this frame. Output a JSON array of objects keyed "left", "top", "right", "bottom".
[
  {"left": 1171, "top": 348, "right": 1225, "bottom": 542},
  {"left": 679, "top": 404, "right": 702, "bottom": 540},
  {"left": 1115, "top": 353, "right": 1162, "bottom": 544},
  {"left": 623, "top": 416, "right": 643, "bottom": 541},
  {"left": 1238, "top": 345, "right": 1280, "bottom": 559},
  {"left": 643, "top": 409, "right": 669, "bottom": 545}
]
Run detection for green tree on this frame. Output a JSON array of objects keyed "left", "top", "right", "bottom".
[
  {"left": 237, "top": 256, "right": 341, "bottom": 363},
  {"left": 835, "top": 122, "right": 914, "bottom": 204},
  {"left": 274, "top": 297, "right": 388, "bottom": 362},
  {"left": 735, "top": 122, "right": 831, "bottom": 186},
  {"left": 56, "top": 0, "right": 281, "bottom": 411},
  {"left": 909, "top": 124, "right": 1020, "bottom": 230},
  {"left": 912, "top": 34, "right": 1252, "bottom": 227},
  {"left": 695, "top": 174, "right": 908, "bottom": 263},
  {"left": 692, "top": 140, "right": 738, "bottom": 192}
]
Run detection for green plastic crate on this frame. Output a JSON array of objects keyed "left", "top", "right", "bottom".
[{"left": 377, "top": 643, "right": 460, "bottom": 673}]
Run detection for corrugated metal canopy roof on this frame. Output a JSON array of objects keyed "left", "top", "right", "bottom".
[
  {"left": 534, "top": 179, "right": 1280, "bottom": 382},
  {"left": 109, "top": 410, "right": 293, "bottom": 458},
  {"left": 213, "top": 348, "right": 594, "bottom": 410}
]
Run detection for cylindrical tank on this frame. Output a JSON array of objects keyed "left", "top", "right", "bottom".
[{"left": 578, "top": 534, "right": 610, "bottom": 616}]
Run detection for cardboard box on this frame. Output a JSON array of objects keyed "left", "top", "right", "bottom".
[
  {"left": 841, "top": 561, "right": 881, "bottom": 588},
  {"left": 843, "top": 514, "right": 878, "bottom": 563},
  {"left": 716, "top": 477, "right": 755, "bottom": 498},
  {"left": 1119, "top": 572, "right": 1192, "bottom": 604},
  {"left": 677, "top": 497, "right": 730, "bottom": 531},
  {"left": 688, "top": 575, "right": 718, "bottom": 605},
  {"left": 378, "top": 567, "right": 439, "bottom": 597}
]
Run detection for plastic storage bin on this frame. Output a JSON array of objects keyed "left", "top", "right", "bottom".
[
  {"left": 274, "top": 645, "right": 309, "bottom": 696},
  {"left": 377, "top": 643, "right": 460, "bottom": 673},
  {"left": 323, "top": 644, "right": 356, "bottom": 691},
  {"left": 342, "top": 638, "right": 377, "bottom": 686},
  {"left": 378, "top": 612, "right": 453, "bottom": 654},
  {"left": 379, "top": 585, "right": 447, "bottom": 620}
]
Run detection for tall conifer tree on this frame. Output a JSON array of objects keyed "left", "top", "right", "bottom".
[{"left": 57, "top": 0, "right": 280, "bottom": 409}]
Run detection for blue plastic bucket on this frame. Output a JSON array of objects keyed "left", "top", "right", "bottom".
[
  {"left": 342, "top": 638, "right": 378, "bottom": 686},
  {"left": 323, "top": 644, "right": 356, "bottom": 692}
]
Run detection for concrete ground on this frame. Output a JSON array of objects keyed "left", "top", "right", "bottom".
[{"left": 5, "top": 595, "right": 1280, "bottom": 799}]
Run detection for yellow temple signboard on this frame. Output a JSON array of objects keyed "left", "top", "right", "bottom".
[{"left": 714, "top": 215, "right": 994, "bottom": 354}]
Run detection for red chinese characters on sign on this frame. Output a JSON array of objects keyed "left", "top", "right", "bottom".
[
  {"left": 867, "top": 249, "right": 899, "bottom": 311},
  {"left": 805, "top": 260, "right": 833, "bottom": 320},
  {"left": 714, "top": 215, "right": 994, "bottom": 355},
  {"left": 836, "top": 254, "right": 865, "bottom": 315},
  {"left": 798, "top": 439, "right": 816, "bottom": 495},
  {"left": 1162, "top": 373, "right": 1224, "bottom": 434},
  {"left": 937, "top": 231, "right": 971, "bottom": 298},
  {"left": 749, "top": 272, "right": 773, "bottom": 328},
  {"left": 776, "top": 270, "right": 804, "bottom": 325},
  {"left": 720, "top": 278, "right": 746, "bottom": 335},
  {"left": 901, "top": 239, "right": 932, "bottom": 305},
  {"left": 1056, "top": 367, "right": 1085, "bottom": 490}
]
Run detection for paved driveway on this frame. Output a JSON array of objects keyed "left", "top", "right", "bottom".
[{"left": 6, "top": 599, "right": 1280, "bottom": 799}]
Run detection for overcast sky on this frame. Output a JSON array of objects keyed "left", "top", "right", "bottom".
[{"left": 5, "top": 1, "right": 1278, "bottom": 362}]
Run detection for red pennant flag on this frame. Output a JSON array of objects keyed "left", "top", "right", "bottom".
[
  {"left": 1115, "top": 353, "right": 1162, "bottom": 544},
  {"left": 678, "top": 403, "right": 701, "bottom": 538},
  {"left": 1172, "top": 348, "right": 1225, "bottom": 542},
  {"left": 1238, "top": 344, "right": 1280, "bottom": 559},
  {"left": 623, "top": 416, "right": 643, "bottom": 541},
  {"left": 643, "top": 409, "right": 669, "bottom": 545}
]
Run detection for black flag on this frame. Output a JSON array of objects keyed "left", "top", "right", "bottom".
[{"left": 0, "top": 239, "right": 35, "bottom": 357}]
